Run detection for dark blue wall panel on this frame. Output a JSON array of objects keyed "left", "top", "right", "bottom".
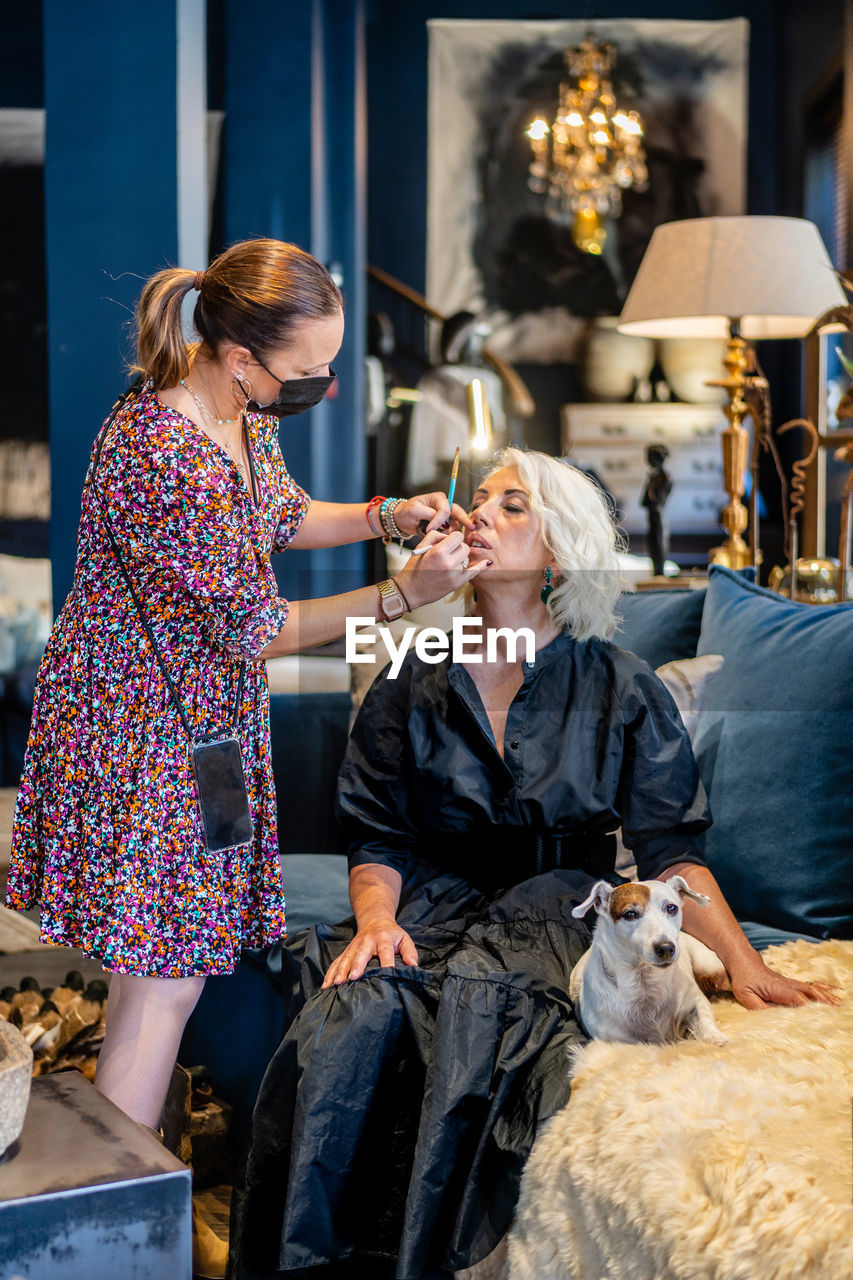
[
  {"left": 44, "top": 0, "right": 183, "bottom": 613},
  {"left": 222, "top": 0, "right": 367, "bottom": 602},
  {"left": 223, "top": 0, "right": 313, "bottom": 248},
  {"left": 304, "top": 0, "right": 367, "bottom": 594}
]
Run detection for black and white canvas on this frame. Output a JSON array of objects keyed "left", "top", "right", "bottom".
[{"left": 427, "top": 18, "right": 749, "bottom": 363}]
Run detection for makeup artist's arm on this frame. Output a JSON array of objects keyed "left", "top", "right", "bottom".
[
  {"left": 289, "top": 496, "right": 474, "bottom": 549},
  {"left": 321, "top": 864, "right": 417, "bottom": 987},
  {"left": 259, "top": 527, "right": 483, "bottom": 656}
]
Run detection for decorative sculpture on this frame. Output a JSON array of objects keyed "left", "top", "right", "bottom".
[{"left": 641, "top": 443, "right": 673, "bottom": 577}]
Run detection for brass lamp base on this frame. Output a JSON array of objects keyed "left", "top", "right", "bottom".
[{"left": 706, "top": 329, "right": 754, "bottom": 571}]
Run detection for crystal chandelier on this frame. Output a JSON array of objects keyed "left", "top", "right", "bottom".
[{"left": 525, "top": 36, "right": 648, "bottom": 255}]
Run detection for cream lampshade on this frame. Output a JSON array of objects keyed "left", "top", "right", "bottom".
[{"left": 618, "top": 216, "right": 846, "bottom": 567}]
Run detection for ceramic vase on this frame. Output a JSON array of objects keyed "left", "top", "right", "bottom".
[
  {"left": 583, "top": 318, "right": 655, "bottom": 402},
  {"left": 659, "top": 338, "right": 727, "bottom": 404}
]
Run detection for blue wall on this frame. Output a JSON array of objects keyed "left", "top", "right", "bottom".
[
  {"left": 43, "top": 0, "right": 184, "bottom": 613},
  {"left": 220, "top": 0, "right": 367, "bottom": 602}
]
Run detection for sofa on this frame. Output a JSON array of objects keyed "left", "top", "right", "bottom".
[{"left": 183, "top": 564, "right": 853, "bottom": 1148}]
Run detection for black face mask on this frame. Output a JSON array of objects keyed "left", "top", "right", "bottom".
[{"left": 244, "top": 357, "right": 336, "bottom": 419}]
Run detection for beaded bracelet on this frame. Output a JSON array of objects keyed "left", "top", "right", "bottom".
[
  {"left": 365, "top": 495, "right": 385, "bottom": 537},
  {"left": 379, "top": 496, "right": 406, "bottom": 545}
]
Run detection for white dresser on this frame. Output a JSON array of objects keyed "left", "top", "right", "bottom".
[{"left": 561, "top": 402, "right": 732, "bottom": 535}]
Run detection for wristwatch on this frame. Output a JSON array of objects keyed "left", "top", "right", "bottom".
[{"left": 377, "top": 578, "right": 407, "bottom": 621}]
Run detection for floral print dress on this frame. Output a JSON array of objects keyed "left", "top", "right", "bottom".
[{"left": 5, "top": 384, "right": 309, "bottom": 977}]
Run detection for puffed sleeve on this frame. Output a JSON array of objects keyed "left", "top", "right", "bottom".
[
  {"left": 272, "top": 467, "right": 311, "bottom": 552},
  {"left": 616, "top": 663, "right": 712, "bottom": 879},
  {"left": 101, "top": 410, "right": 289, "bottom": 659},
  {"left": 336, "top": 662, "right": 419, "bottom": 877}
]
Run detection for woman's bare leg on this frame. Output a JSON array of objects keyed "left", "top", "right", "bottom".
[{"left": 94, "top": 972, "right": 206, "bottom": 1128}]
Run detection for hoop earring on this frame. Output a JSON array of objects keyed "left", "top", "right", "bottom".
[
  {"left": 231, "top": 373, "right": 253, "bottom": 405},
  {"left": 540, "top": 565, "right": 554, "bottom": 605}
]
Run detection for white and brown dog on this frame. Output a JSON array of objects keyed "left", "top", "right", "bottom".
[{"left": 569, "top": 877, "right": 730, "bottom": 1046}]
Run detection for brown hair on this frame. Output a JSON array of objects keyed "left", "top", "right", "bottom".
[{"left": 133, "top": 238, "right": 343, "bottom": 390}]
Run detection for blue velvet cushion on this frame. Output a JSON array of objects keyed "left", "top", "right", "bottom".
[
  {"left": 693, "top": 565, "right": 853, "bottom": 939},
  {"left": 613, "top": 588, "right": 707, "bottom": 667}
]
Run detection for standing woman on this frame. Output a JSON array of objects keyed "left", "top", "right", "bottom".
[{"left": 5, "top": 237, "right": 480, "bottom": 1131}]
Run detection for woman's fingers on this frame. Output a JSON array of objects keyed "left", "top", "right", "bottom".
[
  {"left": 397, "top": 493, "right": 450, "bottom": 536},
  {"left": 801, "top": 979, "right": 842, "bottom": 1006},
  {"left": 450, "top": 502, "right": 475, "bottom": 531},
  {"left": 398, "top": 932, "right": 419, "bottom": 966},
  {"left": 413, "top": 527, "right": 456, "bottom": 553},
  {"left": 321, "top": 927, "right": 419, "bottom": 988},
  {"left": 418, "top": 491, "right": 452, "bottom": 533},
  {"left": 343, "top": 935, "right": 382, "bottom": 982}
]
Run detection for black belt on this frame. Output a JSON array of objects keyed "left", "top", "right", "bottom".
[{"left": 415, "top": 827, "right": 616, "bottom": 893}]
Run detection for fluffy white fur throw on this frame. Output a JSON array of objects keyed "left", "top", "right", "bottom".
[{"left": 505, "top": 939, "right": 853, "bottom": 1280}]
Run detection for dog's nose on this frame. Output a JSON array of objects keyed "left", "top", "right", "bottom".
[{"left": 654, "top": 941, "right": 675, "bottom": 962}]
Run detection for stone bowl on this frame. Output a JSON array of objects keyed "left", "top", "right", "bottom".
[{"left": 0, "top": 1019, "right": 33, "bottom": 1159}]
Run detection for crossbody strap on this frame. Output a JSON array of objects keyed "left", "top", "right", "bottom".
[{"left": 89, "top": 383, "right": 256, "bottom": 741}]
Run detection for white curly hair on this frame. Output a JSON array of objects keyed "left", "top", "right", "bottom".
[{"left": 470, "top": 447, "right": 626, "bottom": 642}]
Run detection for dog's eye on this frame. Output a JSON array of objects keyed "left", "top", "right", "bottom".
[
  {"left": 622, "top": 909, "right": 639, "bottom": 921},
  {"left": 665, "top": 903, "right": 679, "bottom": 915}
]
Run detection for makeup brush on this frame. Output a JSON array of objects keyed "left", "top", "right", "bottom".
[{"left": 446, "top": 446, "right": 461, "bottom": 509}]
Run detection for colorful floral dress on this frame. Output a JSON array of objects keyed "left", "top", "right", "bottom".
[{"left": 5, "top": 385, "right": 309, "bottom": 977}]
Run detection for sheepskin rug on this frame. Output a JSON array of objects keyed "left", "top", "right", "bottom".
[{"left": 505, "top": 939, "right": 853, "bottom": 1280}]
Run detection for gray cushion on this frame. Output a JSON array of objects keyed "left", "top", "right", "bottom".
[{"left": 281, "top": 852, "right": 351, "bottom": 935}]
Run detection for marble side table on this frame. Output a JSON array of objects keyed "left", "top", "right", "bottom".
[{"left": 0, "top": 1072, "right": 191, "bottom": 1280}]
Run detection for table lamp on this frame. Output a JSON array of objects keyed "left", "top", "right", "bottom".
[{"left": 618, "top": 216, "right": 846, "bottom": 568}]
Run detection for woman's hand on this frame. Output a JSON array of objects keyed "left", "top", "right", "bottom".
[
  {"left": 321, "top": 917, "right": 418, "bottom": 988},
  {"left": 395, "top": 527, "right": 486, "bottom": 610},
  {"left": 729, "top": 956, "right": 841, "bottom": 1010},
  {"left": 394, "top": 493, "right": 475, "bottom": 537}
]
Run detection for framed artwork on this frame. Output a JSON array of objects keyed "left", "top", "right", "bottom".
[{"left": 427, "top": 18, "right": 749, "bottom": 363}]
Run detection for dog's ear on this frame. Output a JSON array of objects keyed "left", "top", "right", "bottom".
[
  {"left": 571, "top": 880, "right": 613, "bottom": 918},
  {"left": 667, "top": 874, "right": 711, "bottom": 908}
]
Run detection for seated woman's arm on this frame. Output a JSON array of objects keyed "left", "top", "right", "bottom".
[
  {"left": 321, "top": 864, "right": 418, "bottom": 988},
  {"left": 324, "top": 660, "right": 421, "bottom": 989},
  {"left": 617, "top": 664, "right": 837, "bottom": 1009},
  {"left": 660, "top": 861, "right": 838, "bottom": 1008}
]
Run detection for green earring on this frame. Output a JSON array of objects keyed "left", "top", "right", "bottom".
[{"left": 540, "top": 565, "right": 554, "bottom": 605}]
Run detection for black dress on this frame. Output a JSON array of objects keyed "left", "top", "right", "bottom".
[{"left": 229, "top": 633, "right": 711, "bottom": 1279}]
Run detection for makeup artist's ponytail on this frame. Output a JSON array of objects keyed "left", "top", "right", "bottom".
[{"left": 134, "top": 268, "right": 197, "bottom": 390}]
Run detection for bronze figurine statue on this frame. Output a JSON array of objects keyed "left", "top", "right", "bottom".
[{"left": 641, "top": 443, "right": 673, "bottom": 577}]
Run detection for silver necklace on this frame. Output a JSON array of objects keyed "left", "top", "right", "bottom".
[{"left": 181, "top": 378, "right": 246, "bottom": 471}]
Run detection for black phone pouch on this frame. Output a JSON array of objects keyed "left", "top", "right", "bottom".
[{"left": 192, "top": 729, "right": 254, "bottom": 854}]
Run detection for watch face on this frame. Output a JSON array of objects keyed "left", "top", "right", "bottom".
[{"left": 379, "top": 580, "right": 406, "bottom": 620}]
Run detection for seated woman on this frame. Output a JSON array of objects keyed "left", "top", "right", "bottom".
[{"left": 230, "top": 449, "right": 833, "bottom": 1280}]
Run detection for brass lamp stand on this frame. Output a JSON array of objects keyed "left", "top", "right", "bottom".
[
  {"left": 706, "top": 321, "right": 753, "bottom": 570},
  {"left": 617, "top": 217, "right": 847, "bottom": 573}
]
